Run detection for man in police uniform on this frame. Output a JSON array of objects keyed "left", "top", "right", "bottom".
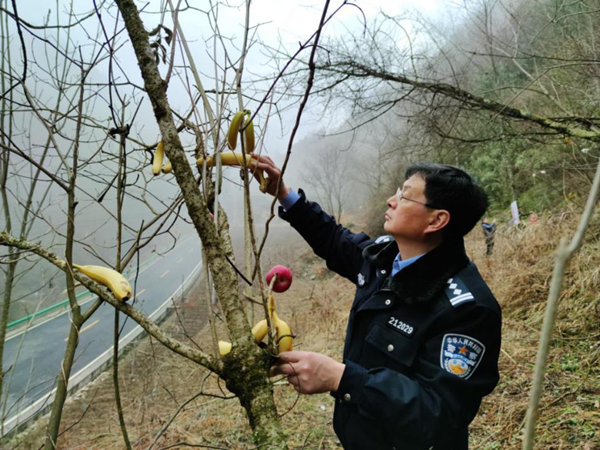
[{"left": 251, "top": 157, "right": 502, "bottom": 450}]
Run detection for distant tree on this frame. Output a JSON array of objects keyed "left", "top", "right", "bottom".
[{"left": 302, "top": 145, "right": 353, "bottom": 222}]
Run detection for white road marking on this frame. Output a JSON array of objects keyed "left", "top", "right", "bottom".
[
  {"left": 65, "top": 320, "right": 100, "bottom": 341},
  {"left": 160, "top": 270, "right": 170, "bottom": 278}
]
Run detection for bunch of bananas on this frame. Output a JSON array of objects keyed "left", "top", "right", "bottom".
[
  {"left": 218, "top": 293, "right": 293, "bottom": 356},
  {"left": 195, "top": 111, "right": 269, "bottom": 192},
  {"left": 152, "top": 140, "right": 172, "bottom": 175},
  {"left": 149, "top": 111, "right": 268, "bottom": 191},
  {"left": 226, "top": 110, "right": 254, "bottom": 154}
]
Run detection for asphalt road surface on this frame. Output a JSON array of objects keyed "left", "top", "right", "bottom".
[{"left": 2, "top": 236, "right": 202, "bottom": 429}]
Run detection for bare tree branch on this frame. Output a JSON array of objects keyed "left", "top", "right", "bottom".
[{"left": 319, "top": 61, "right": 600, "bottom": 141}]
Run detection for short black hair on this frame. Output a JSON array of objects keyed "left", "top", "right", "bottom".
[{"left": 405, "top": 162, "right": 489, "bottom": 239}]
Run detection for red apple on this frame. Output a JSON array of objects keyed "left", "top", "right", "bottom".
[{"left": 266, "top": 265, "right": 293, "bottom": 293}]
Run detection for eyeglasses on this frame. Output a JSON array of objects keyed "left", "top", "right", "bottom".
[{"left": 396, "top": 188, "right": 436, "bottom": 208}]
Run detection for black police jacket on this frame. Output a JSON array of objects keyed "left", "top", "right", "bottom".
[{"left": 279, "top": 190, "right": 502, "bottom": 450}]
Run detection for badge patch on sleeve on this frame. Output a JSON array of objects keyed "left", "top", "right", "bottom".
[{"left": 440, "top": 334, "right": 485, "bottom": 379}]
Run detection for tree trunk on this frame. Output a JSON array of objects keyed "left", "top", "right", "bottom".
[
  {"left": 43, "top": 319, "right": 82, "bottom": 449},
  {"left": 114, "top": 1, "right": 290, "bottom": 447},
  {"left": 221, "top": 351, "right": 288, "bottom": 449},
  {"left": 0, "top": 260, "right": 15, "bottom": 419},
  {"left": 44, "top": 61, "right": 87, "bottom": 449}
]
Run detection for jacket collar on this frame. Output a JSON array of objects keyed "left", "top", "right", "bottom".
[{"left": 364, "top": 237, "right": 470, "bottom": 305}]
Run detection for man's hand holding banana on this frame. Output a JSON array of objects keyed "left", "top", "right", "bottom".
[
  {"left": 250, "top": 154, "right": 291, "bottom": 201},
  {"left": 270, "top": 351, "right": 345, "bottom": 395}
]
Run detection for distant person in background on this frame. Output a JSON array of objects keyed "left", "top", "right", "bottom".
[{"left": 481, "top": 218, "right": 496, "bottom": 256}]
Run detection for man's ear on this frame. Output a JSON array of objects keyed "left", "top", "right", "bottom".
[{"left": 425, "top": 210, "right": 450, "bottom": 235}]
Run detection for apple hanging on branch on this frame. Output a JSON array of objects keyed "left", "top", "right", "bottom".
[{"left": 266, "top": 265, "right": 293, "bottom": 293}]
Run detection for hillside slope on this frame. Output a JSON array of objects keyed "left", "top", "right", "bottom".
[{"left": 11, "top": 214, "right": 599, "bottom": 449}]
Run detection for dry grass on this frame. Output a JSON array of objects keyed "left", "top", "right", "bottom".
[
  {"left": 468, "top": 213, "right": 600, "bottom": 450},
  {"left": 9, "top": 213, "right": 600, "bottom": 449}
]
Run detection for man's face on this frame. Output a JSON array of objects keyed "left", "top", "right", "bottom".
[{"left": 384, "top": 174, "right": 436, "bottom": 240}]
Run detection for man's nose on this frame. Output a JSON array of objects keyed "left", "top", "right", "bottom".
[{"left": 386, "top": 195, "right": 396, "bottom": 208}]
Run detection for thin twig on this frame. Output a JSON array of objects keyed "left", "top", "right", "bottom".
[
  {"left": 255, "top": 0, "right": 333, "bottom": 270},
  {"left": 146, "top": 390, "right": 205, "bottom": 450}
]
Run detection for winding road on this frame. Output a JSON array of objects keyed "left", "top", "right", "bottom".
[{"left": 2, "top": 236, "right": 203, "bottom": 434}]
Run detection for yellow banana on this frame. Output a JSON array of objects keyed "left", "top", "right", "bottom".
[
  {"left": 267, "top": 293, "right": 276, "bottom": 321},
  {"left": 227, "top": 111, "right": 247, "bottom": 150},
  {"left": 162, "top": 158, "right": 172, "bottom": 174},
  {"left": 196, "top": 152, "right": 251, "bottom": 167},
  {"left": 217, "top": 299, "right": 293, "bottom": 357},
  {"left": 196, "top": 151, "right": 269, "bottom": 192},
  {"left": 218, "top": 341, "right": 232, "bottom": 356},
  {"left": 152, "top": 141, "right": 165, "bottom": 176},
  {"left": 243, "top": 111, "right": 255, "bottom": 154},
  {"left": 217, "top": 319, "right": 269, "bottom": 356},
  {"left": 72, "top": 264, "right": 132, "bottom": 302},
  {"left": 257, "top": 173, "right": 270, "bottom": 193},
  {"left": 273, "top": 312, "right": 293, "bottom": 353},
  {"left": 252, "top": 319, "right": 269, "bottom": 343},
  {"left": 267, "top": 294, "right": 293, "bottom": 353}
]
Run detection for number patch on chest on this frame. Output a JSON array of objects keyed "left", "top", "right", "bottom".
[{"left": 387, "top": 316, "right": 415, "bottom": 337}]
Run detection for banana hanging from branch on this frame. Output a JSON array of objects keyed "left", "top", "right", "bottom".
[
  {"left": 227, "top": 110, "right": 247, "bottom": 151},
  {"left": 267, "top": 293, "right": 294, "bottom": 354},
  {"left": 242, "top": 111, "right": 255, "bottom": 154},
  {"left": 227, "top": 110, "right": 255, "bottom": 154},
  {"left": 251, "top": 318, "right": 269, "bottom": 343},
  {"left": 152, "top": 140, "right": 172, "bottom": 175},
  {"left": 221, "top": 110, "right": 268, "bottom": 192},
  {"left": 70, "top": 264, "right": 132, "bottom": 302},
  {"left": 152, "top": 140, "right": 165, "bottom": 176}
]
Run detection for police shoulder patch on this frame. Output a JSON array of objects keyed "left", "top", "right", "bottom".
[
  {"left": 445, "top": 277, "right": 475, "bottom": 308},
  {"left": 357, "top": 273, "right": 366, "bottom": 286},
  {"left": 440, "top": 333, "right": 486, "bottom": 379},
  {"left": 374, "top": 235, "right": 392, "bottom": 244}
]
